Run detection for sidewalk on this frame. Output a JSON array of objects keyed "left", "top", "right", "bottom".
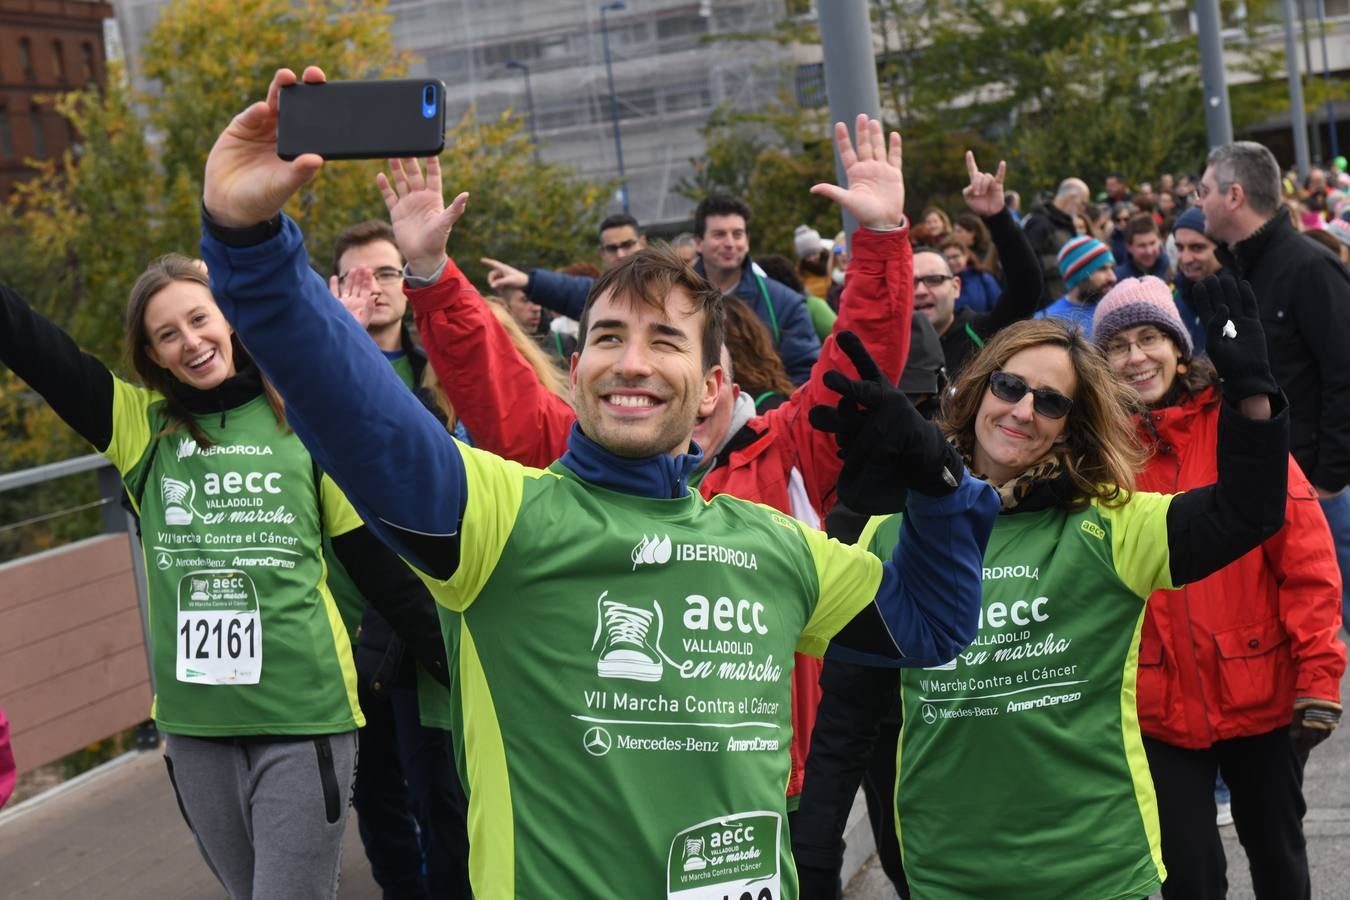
[{"left": 0, "top": 751, "right": 379, "bottom": 899}]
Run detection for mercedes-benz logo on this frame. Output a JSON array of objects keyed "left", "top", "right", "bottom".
[
  {"left": 921, "top": 704, "right": 938, "bottom": 725},
  {"left": 156, "top": 552, "right": 173, "bottom": 571},
  {"left": 583, "top": 726, "right": 612, "bottom": 756}
]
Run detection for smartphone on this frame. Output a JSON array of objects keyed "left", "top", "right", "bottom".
[{"left": 277, "top": 79, "right": 447, "bottom": 161}]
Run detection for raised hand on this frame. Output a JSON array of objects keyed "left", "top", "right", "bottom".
[
  {"left": 329, "top": 266, "right": 377, "bottom": 328},
  {"left": 1190, "top": 273, "right": 1278, "bottom": 402},
  {"left": 376, "top": 157, "right": 468, "bottom": 279},
  {"left": 809, "top": 331, "right": 963, "bottom": 512},
  {"left": 480, "top": 257, "right": 530, "bottom": 294},
  {"left": 203, "top": 66, "right": 327, "bottom": 228},
  {"left": 961, "top": 151, "right": 1007, "bottom": 218},
  {"left": 810, "top": 114, "right": 904, "bottom": 230}
]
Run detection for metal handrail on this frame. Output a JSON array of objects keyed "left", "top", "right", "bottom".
[{"left": 0, "top": 453, "right": 110, "bottom": 494}]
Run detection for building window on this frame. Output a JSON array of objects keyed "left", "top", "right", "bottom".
[
  {"left": 81, "top": 42, "right": 97, "bottom": 83},
  {"left": 52, "top": 41, "right": 67, "bottom": 83},
  {"left": 0, "top": 111, "right": 14, "bottom": 160},
  {"left": 20, "top": 38, "right": 36, "bottom": 81},
  {"left": 29, "top": 106, "right": 46, "bottom": 158}
]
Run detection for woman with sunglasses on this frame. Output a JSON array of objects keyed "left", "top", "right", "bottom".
[
  {"left": 0, "top": 259, "right": 449, "bottom": 899},
  {"left": 816, "top": 276, "right": 1291, "bottom": 898},
  {"left": 1094, "top": 276, "right": 1343, "bottom": 900}
]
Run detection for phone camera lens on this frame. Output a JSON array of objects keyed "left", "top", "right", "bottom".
[{"left": 423, "top": 85, "right": 435, "bottom": 104}]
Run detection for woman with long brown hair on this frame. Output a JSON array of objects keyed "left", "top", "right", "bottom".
[
  {"left": 816, "top": 282, "right": 1291, "bottom": 897},
  {"left": 0, "top": 256, "right": 446, "bottom": 899}
]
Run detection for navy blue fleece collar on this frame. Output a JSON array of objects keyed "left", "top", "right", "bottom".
[{"left": 560, "top": 423, "right": 704, "bottom": 499}]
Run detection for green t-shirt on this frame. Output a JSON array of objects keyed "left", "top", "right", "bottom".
[
  {"left": 105, "top": 379, "right": 363, "bottom": 736},
  {"left": 414, "top": 444, "right": 882, "bottom": 898},
  {"left": 862, "top": 493, "right": 1174, "bottom": 900}
]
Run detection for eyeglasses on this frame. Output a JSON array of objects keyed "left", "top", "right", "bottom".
[
  {"left": 988, "top": 371, "right": 1074, "bottom": 419},
  {"left": 601, "top": 238, "right": 640, "bottom": 255},
  {"left": 914, "top": 274, "right": 954, "bottom": 289},
  {"left": 1103, "top": 329, "right": 1168, "bottom": 361},
  {"left": 338, "top": 266, "right": 403, "bottom": 287}
]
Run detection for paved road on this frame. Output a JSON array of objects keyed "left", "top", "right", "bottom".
[{"left": 844, "top": 665, "right": 1350, "bottom": 899}]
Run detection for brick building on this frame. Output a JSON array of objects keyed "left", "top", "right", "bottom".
[{"left": 0, "top": 0, "right": 112, "bottom": 197}]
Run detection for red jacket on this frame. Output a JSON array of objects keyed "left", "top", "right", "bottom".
[
  {"left": 1133, "top": 387, "right": 1345, "bottom": 749},
  {"left": 407, "top": 227, "right": 912, "bottom": 796}
]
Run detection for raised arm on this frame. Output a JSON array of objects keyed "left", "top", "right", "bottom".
[
  {"left": 767, "top": 115, "right": 911, "bottom": 510},
  {"left": 480, "top": 257, "right": 595, "bottom": 321},
  {"left": 1166, "top": 274, "right": 1288, "bottom": 585},
  {"left": 961, "top": 152, "right": 1043, "bottom": 329},
  {"left": 200, "top": 66, "right": 466, "bottom": 578},
  {"left": 0, "top": 284, "right": 115, "bottom": 450}
]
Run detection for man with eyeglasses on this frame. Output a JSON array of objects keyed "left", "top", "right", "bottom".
[
  {"left": 479, "top": 214, "right": 647, "bottom": 346},
  {"left": 329, "top": 218, "right": 473, "bottom": 899},
  {"left": 918, "top": 152, "right": 1044, "bottom": 381},
  {"left": 1200, "top": 141, "right": 1350, "bottom": 634}
]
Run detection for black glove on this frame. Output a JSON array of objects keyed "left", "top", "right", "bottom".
[
  {"left": 1291, "top": 698, "right": 1341, "bottom": 755},
  {"left": 809, "top": 331, "right": 963, "bottom": 514},
  {"left": 1190, "top": 273, "right": 1278, "bottom": 402}
]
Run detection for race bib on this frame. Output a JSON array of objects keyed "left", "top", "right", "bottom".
[
  {"left": 175, "top": 569, "right": 262, "bottom": 684},
  {"left": 667, "top": 811, "right": 781, "bottom": 900}
]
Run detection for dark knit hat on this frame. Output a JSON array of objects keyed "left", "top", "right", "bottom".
[
  {"left": 1092, "top": 276, "right": 1194, "bottom": 358},
  {"left": 1056, "top": 236, "right": 1113, "bottom": 291},
  {"left": 1172, "top": 206, "right": 1208, "bottom": 238},
  {"left": 899, "top": 311, "right": 945, "bottom": 395}
]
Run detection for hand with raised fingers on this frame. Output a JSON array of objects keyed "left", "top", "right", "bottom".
[
  {"left": 809, "top": 114, "right": 905, "bottom": 230},
  {"left": 329, "top": 266, "right": 377, "bottom": 329},
  {"left": 1190, "top": 272, "right": 1277, "bottom": 402},
  {"left": 480, "top": 257, "right": 530, "bottom": 294},
  {"left": 377, "top": 157, "right": 468, "bottom": 280},
  {"left": 809, "top": 331, "right": 963, "bottom": 513},
  {"left": 203, "top": 66, "right": 327, "bottom": 228},
  {"left": 961, "top": 150, "right": 1007, "bottom": 218}
]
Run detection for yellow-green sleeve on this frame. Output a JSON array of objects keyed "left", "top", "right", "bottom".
[
  {"left": 318, "top": 474, "right": 366, "bottom": 538},
  {"left": 104, "top": 378, "right": 159, "bottom": 474},
  {"left": 414, "top": 442, "right": 532, "bottom": 613},
  {"left": 796, "top": 524, "right": 885, "bottom": 657},
  {"left": 1099, "top": 491, "right": 1177, "bottom": 598}
]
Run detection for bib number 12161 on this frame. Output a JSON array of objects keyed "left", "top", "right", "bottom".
[{"left": 175, "top": 569, "right": 262, "bottom": 684}]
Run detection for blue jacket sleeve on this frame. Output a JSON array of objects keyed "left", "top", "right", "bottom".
[
  {"left": 201, "top": 216, "right": 466, "bottom": 578},
  {"left": 831, "top": 474, "right": 999, "bottom": 667},
  {"left": 765, "top": 279, "right": 821, "bottom": 385},
  {"left": 526, "top": 269, "right": 594, "bottom": 320}
]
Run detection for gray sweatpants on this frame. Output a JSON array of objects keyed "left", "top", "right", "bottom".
[{"left": 163, "top": 731, "right": 358, "bottom": 900}]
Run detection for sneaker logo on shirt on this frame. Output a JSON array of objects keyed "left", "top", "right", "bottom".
[{"left": 593, "top": 591, "right": 667, "bottom": 682}]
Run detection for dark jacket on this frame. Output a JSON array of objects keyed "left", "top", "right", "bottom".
[
  {"left": 939, "top": 208, "right": 1044, "bottom": 379},
  {"left": 1114, "top": 252, "right": 1170, "bottom": 282},
  {"left": 1231, "top": 211, "right": 1350, "bottom": 492},
  {"left": 693, "top": 257, "right": 821, "bottom": 385},
  {"left": 529, "top": 261, "right": 822, "bottom": 384},
  {"left": 1021, "top": 202, "right": 1076, "bottom": 304}
]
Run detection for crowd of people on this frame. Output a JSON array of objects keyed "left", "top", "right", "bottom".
[{"left": 1, "top": 64, "right": 1348, "bottom": 899}]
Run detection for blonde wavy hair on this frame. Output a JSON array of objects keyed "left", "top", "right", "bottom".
[{"left": 939, "top": 318, "right": 1147, "bottom": 509}]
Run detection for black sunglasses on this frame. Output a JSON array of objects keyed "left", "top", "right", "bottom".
[{"left": 988, "top": 371, "right": 1073, "bottom": 419}]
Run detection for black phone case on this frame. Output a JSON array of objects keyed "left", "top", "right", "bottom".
[{"left": 277, "top": 79, "right": 448, "bottom": 161}]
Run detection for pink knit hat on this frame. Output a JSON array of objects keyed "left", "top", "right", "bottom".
[{"left": 1092, "top": 276, "right": 1193, "bottom": 357}]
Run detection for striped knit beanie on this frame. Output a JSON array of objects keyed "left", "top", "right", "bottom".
[
  {"left": 1056, "top": 236, "right": 1114, "bottom": 292},
  {"left": 1092, "top": 276, "right": 1194, "bottom": 358}
]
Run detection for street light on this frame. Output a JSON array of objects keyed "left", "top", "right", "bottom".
[
  {"left": 504, "top": 59, "right": 540, "bottom": 162},
  {"left": 599, "top": 0, "right": 630, "bottom": 214}
]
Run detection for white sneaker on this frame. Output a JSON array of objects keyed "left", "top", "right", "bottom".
[
  {"left": 1216, "top": 801, "right": 1234, "bottom": 827},
  {"left": 593, "top": 592, "right": 664, "bottom": 682}
]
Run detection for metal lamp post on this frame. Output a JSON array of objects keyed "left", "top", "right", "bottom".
[
  {"left": 599, "top": 0, "right": 630, "bottom": 213},
  {"left": 504, "top": 59, "right": 540, "bottom": 162}
]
